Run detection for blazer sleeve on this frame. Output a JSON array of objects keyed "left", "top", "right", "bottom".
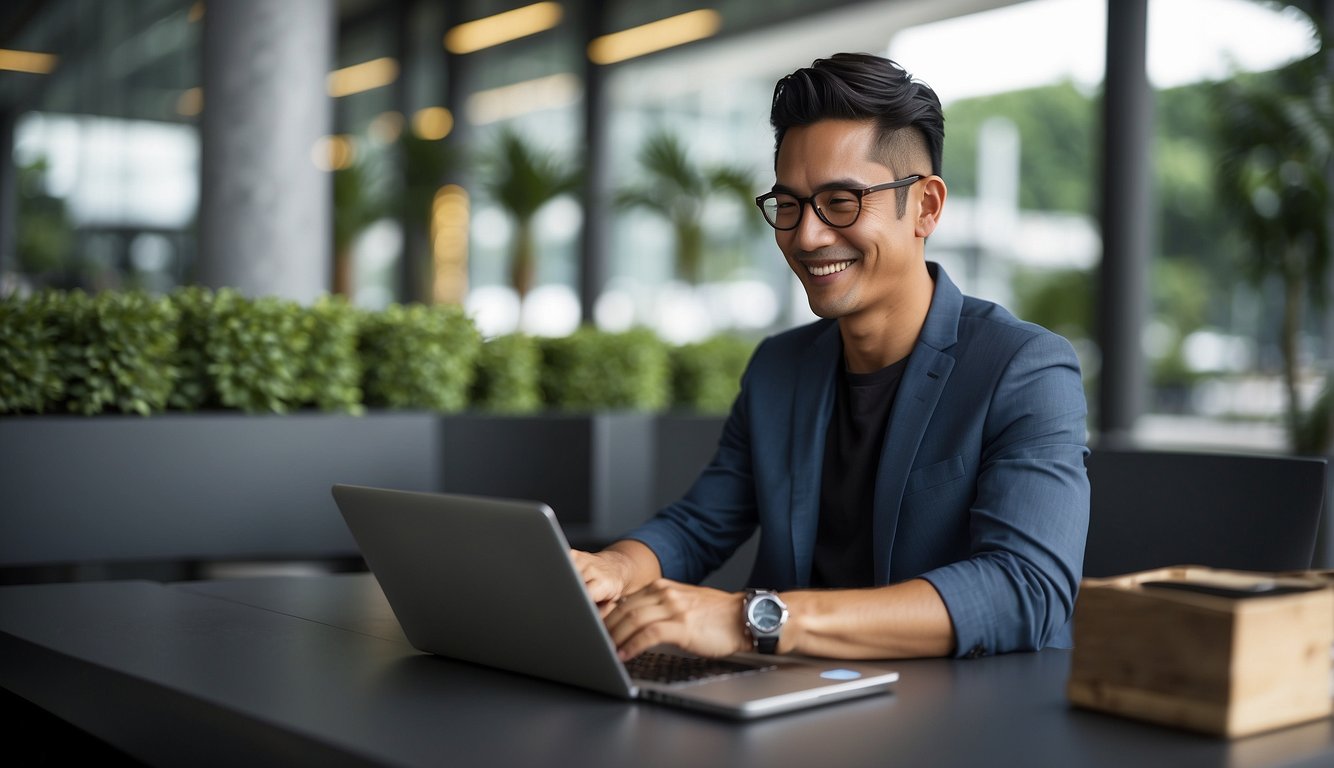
[
  {"left": 618, "top": 343, "right": 765, "bottom": 583},
  {"left": 919, "top": 330, "right": 1090, "bottom": 657}
]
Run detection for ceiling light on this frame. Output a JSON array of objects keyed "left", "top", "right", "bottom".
[
  {"left": 445, "top": 2, "right": 563, "bottom": 55},
  {"left": 177, "top": 87, "right": 203, "bottom": 117},
  {"left": 587, "top": 9, "right": 721, "bottom": 65},
  {"left": 0, "top": 48, "right": 58, "bottom": 74},
  {"left": 466, "top": 73, "right": 580, "bottom": 125},
  {"left": 312, "top": 135, "right": 356, "bottom": 172},
  {"left": 327, "top": 57, "right": 399, "bottom": 98},
  {"left": 412, "top": 107, "right": 454, "bottom": 140}
]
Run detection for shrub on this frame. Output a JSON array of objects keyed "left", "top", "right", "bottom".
[
  {"left": 0, "top": 292, "right": 63, "bottom": 413},
  {"left": 670, "top": 335, "right": 756, "bottom": 413},
  {"left": 539, "top": 326, "right": 669, "bottom": 411},
  {"left": 47, "top": 290, "right": 179, "bottom": 415},
  {"left": 168, "top": 285, "right": 221, "bottom": 410},
  {"left": 360, "top": 303, "right": 481, "bottom": 411},
  {"left": 206, "top": 291, "right": 309, "bottom": 413},
  {"left": 472, "top": 333, "right": 542, "bottom": 413},
  {"left": 295, "top": 296, "right": 364, "bottom": 414}
]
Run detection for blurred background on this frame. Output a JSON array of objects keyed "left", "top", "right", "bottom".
[{"left": 0, "top": 0, "right": 1329, "bottom": 455}]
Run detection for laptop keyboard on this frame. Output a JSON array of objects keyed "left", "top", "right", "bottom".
[{"left": 625, "top": 651, "right": 777, "bottom": 684}]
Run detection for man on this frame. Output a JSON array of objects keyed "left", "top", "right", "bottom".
[{"left": 575, "top": 53, "right": 1089, "bottom": 661}]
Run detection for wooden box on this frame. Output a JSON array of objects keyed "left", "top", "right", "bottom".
[{"left": 1067, "top": 566, "right": 1334, "bottom": 738}]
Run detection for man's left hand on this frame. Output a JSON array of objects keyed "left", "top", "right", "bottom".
[{"left": 603, "top": 579, "right": 751, "bottom": 661}]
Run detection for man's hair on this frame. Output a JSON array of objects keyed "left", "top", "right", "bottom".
[{"left": 769, "top": 53, "right": 944, "bottom": 180}]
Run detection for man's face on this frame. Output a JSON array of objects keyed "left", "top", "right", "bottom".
[{"left": 772, "top": 119, "right": 926, "bottom": 322}]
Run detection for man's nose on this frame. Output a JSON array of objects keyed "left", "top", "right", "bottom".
[{"left": 790, "top": 201, "right": 837, "bottom": 250}]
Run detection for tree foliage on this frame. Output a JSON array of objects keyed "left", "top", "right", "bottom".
[
  {"left": 618, "top": 130, "right": 757, "bottom": 284},
  {"left": 480, "top": 128, "right": 580, "bottom": 300},
  {"left": 1212, "top": 25, "right": 1332, "bottom": 452},
  {"left": 943, "top": 81, "right": 1096, "bottom": 215}
]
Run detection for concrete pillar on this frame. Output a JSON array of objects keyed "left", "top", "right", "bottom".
[
  {"left": 0, "top": 110, "right": 15, "bottom": 280},
  {"left": 394, "top": 0, "right": 428, "bottom": 305},
  {"left": 198, "top": 0, "right": 334, "bottom": 302},
  {"left": 1095, "top": 0, "right": 1152, "bottom": 446},
  {"left": 1317, "top": 0, "right": 1334, "bottom": 568},
  {"left": 579, "top": 0, "right": 611, "bottom": 325}
]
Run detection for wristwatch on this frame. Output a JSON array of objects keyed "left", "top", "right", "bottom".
[{"left": 743, "top": 589, "right": 788, "bottom": 654}]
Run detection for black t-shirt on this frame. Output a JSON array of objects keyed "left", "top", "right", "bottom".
[{"left": 810, "top": 355, "right": 909, "bottom": 589}]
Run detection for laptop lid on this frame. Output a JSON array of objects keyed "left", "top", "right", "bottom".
[
  {"left": 331, "top": 484, "right": 898, "bottom": 718},
  {"left": 332, "top": 484, "right": 634, "bottom": 698}
]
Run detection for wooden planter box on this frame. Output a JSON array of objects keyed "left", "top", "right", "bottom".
[{"left": 1067, "top": 566, "right": 1334, "bottom": 738}]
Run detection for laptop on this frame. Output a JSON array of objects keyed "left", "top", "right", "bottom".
[{"left": 331, "top": 484, "right": 899, "bottom": 719}]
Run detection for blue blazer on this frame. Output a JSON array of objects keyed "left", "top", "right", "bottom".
[{"left": 624, "top": 263, "right": 1090, "bottom": 657}]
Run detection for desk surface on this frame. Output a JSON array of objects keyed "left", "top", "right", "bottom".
[{"left": 2, "top": 574, "right": 1331, "bottom": 768}]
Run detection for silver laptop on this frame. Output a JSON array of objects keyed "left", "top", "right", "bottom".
[{"left": 331, "top": 484, "right": 898, "bottom": 719}]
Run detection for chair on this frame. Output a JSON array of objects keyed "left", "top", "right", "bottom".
[{"left": 1083, "top": 448, "right": 1327, "bottom": 578}]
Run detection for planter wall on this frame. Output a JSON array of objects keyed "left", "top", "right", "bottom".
[
  {"left": 1, "top": 411, "right": 737, "bottom": 580},
  {"left": 438, "top": 413, "right": 735, "bottom": 548},
  {"left": 0, "top": 413, "right": 440, "bottom": 567},
  {"left": 438, "top": 413, "right": 656, "bottom": 546}
]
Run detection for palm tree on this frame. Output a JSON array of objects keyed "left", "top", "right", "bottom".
[
  {"left": 332, "top": 152, "right": 389, "bottom": 298},
  {"left": 480, "top": 128, "right": 580, "bottom": 301},
  {"left": 1212, "top": 28, "right": 1332, "bottom": 453},
  {"left": 617, "top": 131, "right": 757, "bottom": 285},
  {"left": 396, "top": 133, "right": 460, "bottom": 304}
]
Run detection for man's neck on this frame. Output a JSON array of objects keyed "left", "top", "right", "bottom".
[{"left": 837, "top": 265, "right": 935, "bottom": 374}]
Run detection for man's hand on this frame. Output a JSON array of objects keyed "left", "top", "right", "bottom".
[
  {"left": 572, "top": 548, "right": 637, "bottom": 616},
  {"left": 603, "top": 579, "right": 751, "bottom": 661}
]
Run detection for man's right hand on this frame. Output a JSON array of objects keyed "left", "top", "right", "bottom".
[{"left": 571, "top": 540, "right": 662, "bottom": 617}]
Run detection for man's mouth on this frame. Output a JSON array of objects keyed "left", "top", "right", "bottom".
[{"left": 806, "top": 260, "right": 854, "bottom": 277}]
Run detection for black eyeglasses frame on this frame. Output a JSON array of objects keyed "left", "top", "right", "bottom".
[{"left": 754, "top": 175, "right": 925, "bottom": 231}]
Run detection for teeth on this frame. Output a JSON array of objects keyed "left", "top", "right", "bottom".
[{"left": 808, "top": 261, "right": 853, "bottom": 277}]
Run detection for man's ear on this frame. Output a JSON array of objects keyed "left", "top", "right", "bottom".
[{"left": 914, "top": 176, "right": 947, "bottom": 238}]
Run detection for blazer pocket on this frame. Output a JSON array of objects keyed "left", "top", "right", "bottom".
[{"left": 904, "top": 455, "right": 965, "bottom": 496}]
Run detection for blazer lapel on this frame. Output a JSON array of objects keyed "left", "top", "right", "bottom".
[
  {"left": 788, "top": 321, "right": 841, "bottom": 587},
  {"left": 871, "top": 263, "right": 962, "bottom": 583}
]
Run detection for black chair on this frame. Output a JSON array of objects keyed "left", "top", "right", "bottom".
[{"left": 1083, "top": 448, "right": 1327, "bottom": 578}]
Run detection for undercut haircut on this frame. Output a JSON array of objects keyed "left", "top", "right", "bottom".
[{"left": 769, "top": 53, "right": 944, "bottom": 217}]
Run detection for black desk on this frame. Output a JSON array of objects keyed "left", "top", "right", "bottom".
[{"left": 2, "top": 574, "right": 1331, "bottom": 768}]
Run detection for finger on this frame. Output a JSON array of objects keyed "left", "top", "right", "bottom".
[
  {"left": 605, "top": 602, "right": 674, "bottom": 648},
  {"left": 586, "top": 576, "right": 625, "bottom": 607},
  {"left": 617, "top": 621, "right": 678, "bottom": 662}
]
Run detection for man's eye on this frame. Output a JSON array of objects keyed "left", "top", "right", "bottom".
[{"left": 824, "top": 194, "right": 858, "bottom": 210}]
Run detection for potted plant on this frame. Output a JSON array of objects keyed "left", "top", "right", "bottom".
[{"left": 0, "top": 289, "right": 465, "bottom": 574}]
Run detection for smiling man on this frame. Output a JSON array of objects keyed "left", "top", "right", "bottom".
[{"left": 575, "top": 53, "right": 1090, "bottom": 661}]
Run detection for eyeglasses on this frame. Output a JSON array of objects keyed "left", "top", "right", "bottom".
[{"left": 754, "top": 176, "right": 924, "bottom": 231}]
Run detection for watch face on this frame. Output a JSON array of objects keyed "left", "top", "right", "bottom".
[{"left": 749, "top": 596, "right": 783, "bottom": 633}]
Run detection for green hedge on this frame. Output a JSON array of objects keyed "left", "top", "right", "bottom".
[
  {"left": 540, "top": 326, "right": 670, "bottom": 411},
  {"left": 472, "top": 333, "right": 542, "bottom": 414},
  {"left": 48, "top": 290, "right": 179, "bottom": 415},
  {"left": 168, "top": 285, "right": 220, "bottom": 410},
  {"left": 296, "top": 296, "right": 363, "bottom": 414},
  {"left": 670, "top": 335, "right": 756, "bottom": 413},
  {"left": 360, "top": 303, "right": 481, "bottom": 412},
  {"left": 0, "top": 292, "right": 63, "bottom": 412},
  {"left": 208, "top": 292, "right": 309, "bottom": 413},
  {"left": 0, "top": 288, "right": 757, "bottom": 415}
]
